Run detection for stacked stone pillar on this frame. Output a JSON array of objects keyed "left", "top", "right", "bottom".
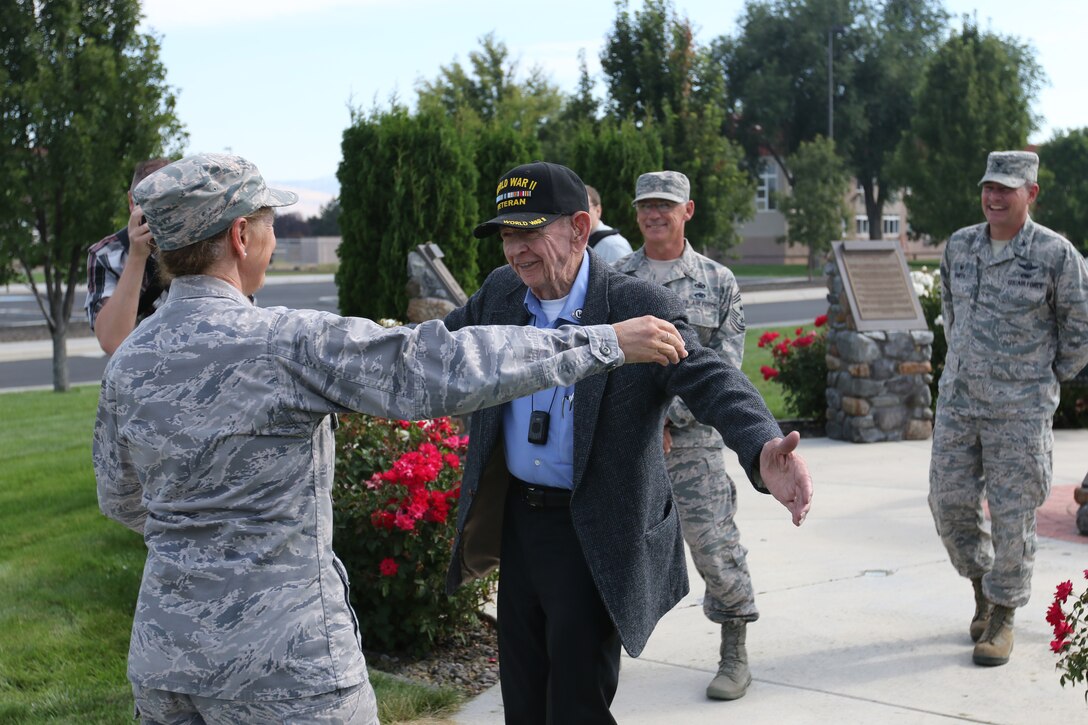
[{"left": 824, "top": 261, "right": 934, "bottom": 442}]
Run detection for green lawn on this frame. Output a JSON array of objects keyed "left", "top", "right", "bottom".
[
  {"left": 730, "top": 263, "right": 811, "bottom": 278},
  {"left": 743, "top": 323, "right": 797, "bottom": 419},
  {"left": 0, "top": 387, "right": 460, "bottom": 724}
]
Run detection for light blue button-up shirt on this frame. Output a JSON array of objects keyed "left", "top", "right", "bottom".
[{"left": 503, "top": 254, "right": 591, "bottom": 489}]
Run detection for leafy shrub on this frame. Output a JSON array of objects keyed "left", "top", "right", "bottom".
[
  {"left": 912, "top": 268, "right": 945, "bottom": 409},
  {"left": 333, "top": 415, "right": 497, "bottom": 655},
  {"left": 759, "top": 315, "right": 829, "bottom": 423}
]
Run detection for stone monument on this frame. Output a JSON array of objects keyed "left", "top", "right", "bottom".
[
  {"left": 406, "top": 242, "right": 468, "bottom": 323},
  {"left": 825, "top": 241, "right": 934, "bottom": 442}
]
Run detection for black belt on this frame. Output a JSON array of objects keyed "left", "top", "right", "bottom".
[{"left": 513, "top": 478, "right": 572, "bottom": 509}]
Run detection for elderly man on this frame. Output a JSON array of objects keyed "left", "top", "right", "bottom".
[
  {"left": 444, "top": 160, "right": 813, "bottom": 723},
  {"left": 929, "top": 150, "right": 1088, "bottom": 667},
  {"left": 615, "top": 169, "right": 757, "bottom": 700},
  {"left": 93, "top": 153, "right": 688, "bottom": 724}
]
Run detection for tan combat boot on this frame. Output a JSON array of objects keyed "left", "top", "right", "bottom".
[
  {"left": 970, "top": 577, "right": 991, "bottom": 642},
  {"left": 973, "top": 604, "right": 1015, "bottom": 666},
  {"left": 706, "top": 621, "right": 751, "bottom": 700}
]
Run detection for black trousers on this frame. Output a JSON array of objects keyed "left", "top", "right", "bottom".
[{"left": 497, "top": 482, "right": 621, "bottom": 725}]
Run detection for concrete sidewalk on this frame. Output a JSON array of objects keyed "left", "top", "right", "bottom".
[{"left": 454, "top": 431, "right": 1088, "bottom": 724}]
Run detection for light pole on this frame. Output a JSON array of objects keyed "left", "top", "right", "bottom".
[{"left": 828, "top": 24, "right": 844, "bottom": 140}]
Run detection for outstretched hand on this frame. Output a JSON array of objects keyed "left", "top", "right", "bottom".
[
  {"left": 759, "top": 431, "right": 813, "bottom": 526},
  {"left": 613, "top": 316, "right": 688, "bottom": 366}
]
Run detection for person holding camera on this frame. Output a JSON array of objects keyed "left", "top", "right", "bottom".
[{"left": 84, "top": 158, "right": 171, "bottom": 354}]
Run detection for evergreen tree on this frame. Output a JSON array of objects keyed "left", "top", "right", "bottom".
[
  {"left": 338, "top": 107, "right": 478, "bottom": 321},
  {"left": 550, "top": 118, "right": 664, "bottom": 243}
]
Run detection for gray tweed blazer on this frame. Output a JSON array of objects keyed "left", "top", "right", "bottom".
[{"left": 443, "top": 251, "right": 782, "bottom": 657}]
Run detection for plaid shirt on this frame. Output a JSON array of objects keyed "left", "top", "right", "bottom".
[{"left": 84, "top": 227, "right": 165, "bottom": 330}]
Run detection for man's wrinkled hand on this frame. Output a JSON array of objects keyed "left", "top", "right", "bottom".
[
  {"left": 613, "top": 316, "right": 688, "bottom": 366},
  {"left": 759, "top": 431, "right": 813, "bottom": 526}
]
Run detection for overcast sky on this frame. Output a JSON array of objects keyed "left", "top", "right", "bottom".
[{"left": 139, "top": 0, "right": 1087, "bottom": 215}]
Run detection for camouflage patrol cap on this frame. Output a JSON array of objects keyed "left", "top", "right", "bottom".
[
  {"left": 978, "top": 151, "right": 1039, "bottom": 189},
  {"left": 133, "top": 153, "right": 297, "bottom": 251},
  {"left": 632, "top": 170, "right": 690, "bottom": 205}
]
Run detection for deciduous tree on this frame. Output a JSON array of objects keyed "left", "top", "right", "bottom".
[
  {"left": 0, "top": 0, "right": 184, "bottom": 391},
  {"left": 1035, "top": 128, "right": 1088, "bottom": 255},
  {"left": 416, "top": 32, "right": 562, "bottom": 133},
  {"left": 778, "top": 137, "right": 849, "bottom": 275},
  {"left": 601, "top": 0, "right": 753, "bottom": 251},
  {"left": 717, "top": 0, "right": 947, "bottom": 239},
  {"left": 893, "top": 21, "right": 1043, "bottom": 242}
]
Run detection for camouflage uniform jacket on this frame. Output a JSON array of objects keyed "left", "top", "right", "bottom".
[
  {"left": 939, "top": 216, "right": 1088, "bottom": 419},
  {"left": 94, "top": 275, "right": 623, "bottom": 700},
  {"left": 615, "top": 241, "right": 745, "bottom": 447}
]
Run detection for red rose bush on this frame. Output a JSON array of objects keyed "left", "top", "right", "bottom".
[
  {"left": 1048, "top": 570, "right": 1088, "bottom": 697},
  {"left": 333, "top": 415, "right": 496, "bottom": 655},
  {"left": 758, "top": 314, "right": 829, "bottom": 423}
]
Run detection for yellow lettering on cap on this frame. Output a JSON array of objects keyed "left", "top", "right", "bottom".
[{"left": 496, "top": 179, "right": 508, "bottom": 193}]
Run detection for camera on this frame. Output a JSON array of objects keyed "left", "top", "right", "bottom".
[{"left": 528, "top": 410, "right": 550, "bottom": 445}]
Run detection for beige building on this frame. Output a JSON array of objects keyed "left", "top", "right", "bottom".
[
  {"left": 270, "top": 236, "right": 341, "bottom": 269},
  {"left": 731, "top": 154, "right": 943, "bottom": 265}
]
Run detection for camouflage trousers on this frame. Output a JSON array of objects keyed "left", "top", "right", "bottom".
[
  {"left": 132, "top": 681, "right": 379, "bottom": 724},
  {"left": 667, "top": 445, "right": 758, "bottom": 623},
  {"left": 928, "top": 408, "right": 1053, "bottom": 608}
]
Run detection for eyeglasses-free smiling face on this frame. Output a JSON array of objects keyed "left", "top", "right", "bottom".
[{"left": 981, "top": 181, "right": 1037, "bottom": 241}]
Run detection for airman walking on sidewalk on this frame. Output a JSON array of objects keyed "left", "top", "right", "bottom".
[
  {"left": 615, "top": 170, "right": 757, "bottom": 700},
  {"left": 929, "top": 150, "right": 1088, "bottom": 667}
]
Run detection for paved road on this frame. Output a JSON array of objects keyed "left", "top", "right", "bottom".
[
  {"left": 0, "top": 277, "right": 338, "bottom": 327},
  {"left": 0, "top": 278, "right": 830, "bottom": 392}
]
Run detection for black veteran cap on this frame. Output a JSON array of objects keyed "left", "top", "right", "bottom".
[{"left": 473, "top": 161, "right": 589, "bottom": 238}]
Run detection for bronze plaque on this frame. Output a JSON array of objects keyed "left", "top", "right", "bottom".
[{"left": 832, "top": 241, "right": 927, "bottom": 331}]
